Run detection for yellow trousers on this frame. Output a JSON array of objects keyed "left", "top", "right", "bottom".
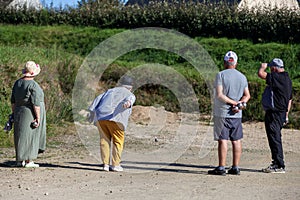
[{"left": 96, "top": 120, "right": 125, "bottom": 166}]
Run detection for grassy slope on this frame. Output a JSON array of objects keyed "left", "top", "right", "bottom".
[{"left": 0, "top": 25, "right": 299, "bottom": 147}]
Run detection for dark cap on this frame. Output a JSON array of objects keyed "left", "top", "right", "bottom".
[
  {"left": 119, "top": 75, "right": 133, "bottom": 86},
  {"left": 267, "top": 58, "right": 284, "bottom": 68}
]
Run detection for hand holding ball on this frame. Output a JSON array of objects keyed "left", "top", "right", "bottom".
[{"left": 232, "top": 102, "right": 247, "bottom": 112}]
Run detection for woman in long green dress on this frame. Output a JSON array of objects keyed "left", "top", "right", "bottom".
[{"left": 11, "top": 61, "right": 46, "bottom": 168}]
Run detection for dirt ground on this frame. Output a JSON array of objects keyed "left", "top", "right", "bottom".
[{"left": 0, "top": 106, "right": 300, "bottom": 200}]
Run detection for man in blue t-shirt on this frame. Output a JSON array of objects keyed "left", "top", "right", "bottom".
[
  {"left": 208, "top": 51, "right": 251, "bottom": 176},
  {"left": 258, "top": 58, "right": 292, "bottom": 173}
]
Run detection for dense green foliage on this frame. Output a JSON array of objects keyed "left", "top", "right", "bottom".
[{"left": 0, "top": 0, "right": 299, "bottom": 43}]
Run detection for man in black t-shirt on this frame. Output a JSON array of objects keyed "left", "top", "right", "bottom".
[{"left": 258, "top": 58, "right": 292, "bottom": 173}]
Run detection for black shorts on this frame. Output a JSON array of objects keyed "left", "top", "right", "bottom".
[{"left": 213, "top": 117, "right": 243, "bottom": 141}]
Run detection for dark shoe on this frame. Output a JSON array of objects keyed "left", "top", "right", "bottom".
[
  {"left": 262, "top": 164, "right": 285, "bottom": 173},
  {"left": 38, "top": 149, "right": 45, "bottom": 154},
  {"left": 228, "top": 167, "right": 240, "bottom": 175},
  {"left": 208, "top": 167, "right": 226, "bottom": 176},
  {"left": 15, "top": 161, "right": 25, "bottom": 167}
]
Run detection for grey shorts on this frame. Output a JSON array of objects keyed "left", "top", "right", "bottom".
[{"left": 213, "top": 117, "right": 243, "bottom": 141}]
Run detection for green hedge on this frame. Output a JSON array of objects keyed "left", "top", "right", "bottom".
[{"left": 0, "top": 1, "right": 299, "bottom": 43}]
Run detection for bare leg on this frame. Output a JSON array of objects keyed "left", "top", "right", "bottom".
[
  {"left": 232, "top": 140, "right": 242, "bottom": 167},
  {"left": 218, "top": 140, "right": 228, "bottom": 167}
]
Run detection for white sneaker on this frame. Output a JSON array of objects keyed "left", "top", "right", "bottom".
[
  {"left": 25, "top": 161, "right": 39, "bottom": 168},
  {"left": 101, "top": 164, "right": 110, "bottom": 172},
  {"left": 111, "top": 165, "right": 123, "bottom": 172}
]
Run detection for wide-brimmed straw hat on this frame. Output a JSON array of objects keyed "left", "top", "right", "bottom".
[{"left": 22, "top": 61, "right": 41, "bottom": 76}]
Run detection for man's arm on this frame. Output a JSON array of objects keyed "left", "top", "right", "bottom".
[
  {"left": 240, "top": 87, "right": 251, "bottom": 103},
  {"left": 11, "top": 103, "right": 15, "bottom": 113},
  {"left": 216, "top": 85, "right": 237, "bottom": 106},
  {"left": 287, "top": 99, "right": 292, "bottom": 113},
  {"left": 285, "top": 99, "right": 292, "bottom": 124},
  {"left": 258, "top": 63, "right": 268, "bottom": 80}
]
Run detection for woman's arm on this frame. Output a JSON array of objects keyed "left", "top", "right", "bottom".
[{"left": 33, "top": 105, "right": 41, "bottom": 127}]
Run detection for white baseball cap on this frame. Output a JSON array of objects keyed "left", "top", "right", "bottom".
[{"left": 224, "top": 51, "right": 238, "bottom": 65}]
